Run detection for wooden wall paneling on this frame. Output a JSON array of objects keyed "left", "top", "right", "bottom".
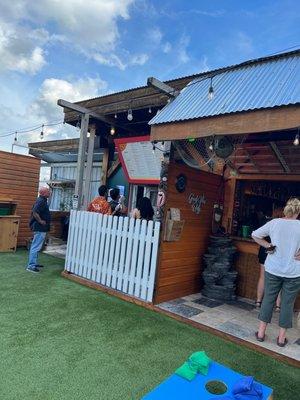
[
  {"left": 0, "top": 151, "right": 40, "bottom": 246},
  {"left": 154, "top": 161, "right": 223, "bottom": 304}
]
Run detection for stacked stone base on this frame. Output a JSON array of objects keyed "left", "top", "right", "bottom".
[{"left": 202, "top": 235, "right": 237, "bottom": 301}]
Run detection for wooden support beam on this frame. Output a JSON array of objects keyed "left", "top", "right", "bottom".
[
  {"left": 83, "top": 125, "right": 96, "bottom": 210},
  {"left": 229, "top": 174, "right": 300, "bottom": 181},
  {"left": 147, "top": 77, "right": 179, "bottom": 98},
  {"left": 151, "top": 106, "right": 300, "bottom": 141},
  {"left": 269, "top": 141, "right": 291, "bottom": 173},
  {"left": 74, "top": 113, "right": 89, "bottom": 210},
  {"left": 107, "top": 157, "right": 121, "bottom": 178},
  {"left": 101, "top": 148, "right": 109, "bottom": 185},
  {"left": 57, "top": 99, "right": 134, "bottom": 134}
]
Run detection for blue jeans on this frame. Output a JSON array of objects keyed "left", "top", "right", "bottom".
[{"left": 27, "top": 232, "right": 46, "bottom": 268}]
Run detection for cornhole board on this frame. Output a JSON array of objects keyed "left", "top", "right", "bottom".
[{"left": 142, "top": 362, "right": 273, "bottom": 399}]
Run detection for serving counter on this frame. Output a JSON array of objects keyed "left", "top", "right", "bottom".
[{"left": 232, "top": 237, "right": 300, "bottom": 310}]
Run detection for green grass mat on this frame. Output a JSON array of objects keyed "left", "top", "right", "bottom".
[{"left": 0, "top": 250, "right": 298, "bottom": 399}]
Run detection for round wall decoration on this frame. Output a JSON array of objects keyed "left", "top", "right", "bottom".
[{"left": 175, "top": 174, "right": 187, "bottom": 193}]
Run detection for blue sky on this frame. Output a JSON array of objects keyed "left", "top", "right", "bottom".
[{"left": 0, "top": 0, "right": 299, "bottom": 151}]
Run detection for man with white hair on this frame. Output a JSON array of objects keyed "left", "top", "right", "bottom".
[{"left": 27, "top": 187, "right": 51, "bottom": 273}]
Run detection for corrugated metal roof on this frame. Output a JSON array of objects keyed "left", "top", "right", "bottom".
[{"left": 149, "top": 52, "right": 300, "bottom": 125}]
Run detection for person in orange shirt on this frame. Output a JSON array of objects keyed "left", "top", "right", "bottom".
[{"left": 87, "top": 185, "right": 112, "bottom": 215}]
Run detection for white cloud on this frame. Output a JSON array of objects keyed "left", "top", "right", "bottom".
[
  {"left": 93, "top": 51, "right": 148, "bottom": 70},
  {"left": 0, "top": 23, "right": 47, "bottom": 74},
  {"left": 0, "top": 76, "right": 108, "bottom": 149},
  {"left": 178, "top": 34, "right": 190, "bottom": 63},
  {"left": 148, "top": 27, "right": 163, "bottom": 44},
  {"left": 0, "top": 0, "right": 135, "bottom": 73}
]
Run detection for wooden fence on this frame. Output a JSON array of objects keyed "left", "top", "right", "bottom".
[{"left": 65, "top": 211, "right": 160, "bottom": 302}]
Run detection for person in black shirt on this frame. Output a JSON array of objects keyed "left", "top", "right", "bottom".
[
  {"left": 109, "top": 187, "right": 127, "bottom": 217},
  {"left": 27, "top": 187, "right": 51, "bottom": 273}
]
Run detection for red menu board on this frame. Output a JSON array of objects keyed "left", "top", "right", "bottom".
[{"left": 114, "top": 136, "right": 162, "bottom": 184}]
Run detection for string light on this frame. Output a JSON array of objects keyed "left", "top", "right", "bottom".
[
  {"left": 294, "top": 133, "right": 299, "bottom": 146},
  {"left": 14, "top": 131, "right": 18, "bottom": 142},
  {"left": 127, "top": 109, "right": 133, "bottom": 121},
  {"left": 40, "top": 124, "right": 44, "bottom": 140},
  {"left": 0, "top": 121, "right": 63, "bottom": 139},
  {"left": 148, "top": 107, "right": 152, "bottom": 113},
  {"left": 208, "top": 77, "right": 214, "bottom": 100},
  {"left": 114, "top": 113, "right": 118, "bottom": 119},
  {"left": 110, "top": 126, "right": 116, "bottom": 135},
  {"left": 152, "top": 143, "right": 156, "bottom": 154}
]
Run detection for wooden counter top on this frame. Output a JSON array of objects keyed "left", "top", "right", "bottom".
[{"left": 231, "top": 236, "right": 259, "bottom": 255}]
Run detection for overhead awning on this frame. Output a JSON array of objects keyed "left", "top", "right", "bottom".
[
  {"left": 149, "top": 50, "right": 300, "bottom": 141},
  {"left": 150, "top": 106, "right": 300, "bottom": 141}
]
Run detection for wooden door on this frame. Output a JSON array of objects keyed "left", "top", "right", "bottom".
[{"left": 0, "top": 216, "right": 20, "bottom": 252}]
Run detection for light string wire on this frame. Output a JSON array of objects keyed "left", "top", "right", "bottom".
[{"left": 0, "top": 121, "right": 64, "bottom": 138}]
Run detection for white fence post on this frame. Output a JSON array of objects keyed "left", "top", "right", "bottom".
[{"left": 65, "top": 211, "right": 160, "bottom": 302}]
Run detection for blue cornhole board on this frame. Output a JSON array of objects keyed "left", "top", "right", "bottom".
[{"left": 142, "top": 361, "right": 273, "bottom": 399}]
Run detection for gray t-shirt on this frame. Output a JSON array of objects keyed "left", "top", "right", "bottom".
[{"left": 252, "top": 218, "right": 300, "bottom": 278}]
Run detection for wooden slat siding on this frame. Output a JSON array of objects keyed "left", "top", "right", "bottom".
[
  {"left": 0, "top": 151, "right": 40, "bottom": 246},
  {"left": 154, "top": 162, "right": 223, "bottom": 304},
  {"left": 64, "top": 211, "right": 160, "bottom": 302}
]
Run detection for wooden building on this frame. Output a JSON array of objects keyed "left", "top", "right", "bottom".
[
  {"left": 0, "top": 151, "right": 40, "bottom": 246},
  {"left": 59, "top": 50, "right": 300, "bottom": 309}
]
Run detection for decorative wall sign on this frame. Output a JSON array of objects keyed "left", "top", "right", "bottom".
[
  {"left": 157, "top": 190, "right": 166, "bottom": 208},
  {"left": 175, "top": 174, "right": 187, "bottom": 193},
  {"left": 188, "top": 193, "right": 206, "bottom": 214},
  {"left": 114, "top": 136, "right": 163, "bottom": 184}
]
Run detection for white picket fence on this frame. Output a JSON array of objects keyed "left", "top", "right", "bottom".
[{"left": 65, "top": 211, "right": 160, "bottom": 302}]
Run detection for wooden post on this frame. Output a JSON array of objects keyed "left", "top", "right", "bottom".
[
  {"left": 74, "top": 113, "right": 89, "bottom": 210},
  {"left": 101, "top": 147, "right": 109, "bottom": 185},
  {"left": 83, "top": 125, "right": 96, "bottom": 210}
]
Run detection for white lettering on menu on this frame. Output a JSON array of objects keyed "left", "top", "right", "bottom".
[{"left": 188, "top": 193, "right": 206, "bottom": 214}]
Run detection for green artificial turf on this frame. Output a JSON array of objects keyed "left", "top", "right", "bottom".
[{"left": 0, "top": 250, "right": 299, "bottom": 400}]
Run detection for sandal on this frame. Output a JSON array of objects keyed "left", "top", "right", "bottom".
[
  {"left": 277, "top": 337, "right": 288, "bottom": 347},
  {"left": 255, "top": 331, "right": 265, "bottom": 342},
  {"left": 255, "top": 301, "right": 262, "bottom": 309}
]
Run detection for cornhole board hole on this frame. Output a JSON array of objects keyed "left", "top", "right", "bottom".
[{"left": 142, "top": 362, "right": 273, "bottom": 399}]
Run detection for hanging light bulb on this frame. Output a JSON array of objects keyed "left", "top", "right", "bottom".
[
  {"left": 208, "top": 77, "right": 214, "bottom": 101},
  {"left": 208, "top": 139, "right": 214, "bottom": 151},
  {"left": 127, "top": 108, "right": 133, "bottom": 121},
  {"left": 152, "top": 143, "right": 156, "bottom": 155},
  {"left": 148, "top": 107, "right": 152, "bottom": 113},
  {"left": 110, "top": 126, "right": 115, "bottom": 135},
  {"left": 114, "top": 113, "right": 117, "bottom": 119},
  {"left": 293, "top": 133, "right": 299, "bottom": 146},
  {"left": 14, "top": 131, "right": 18, "bottom": 142},
  {"left": 156, "top": 109, "right": 160, "bottom": 115},
  {"left": 40, "top": 124, "right": 44, "bottom": 140}
]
